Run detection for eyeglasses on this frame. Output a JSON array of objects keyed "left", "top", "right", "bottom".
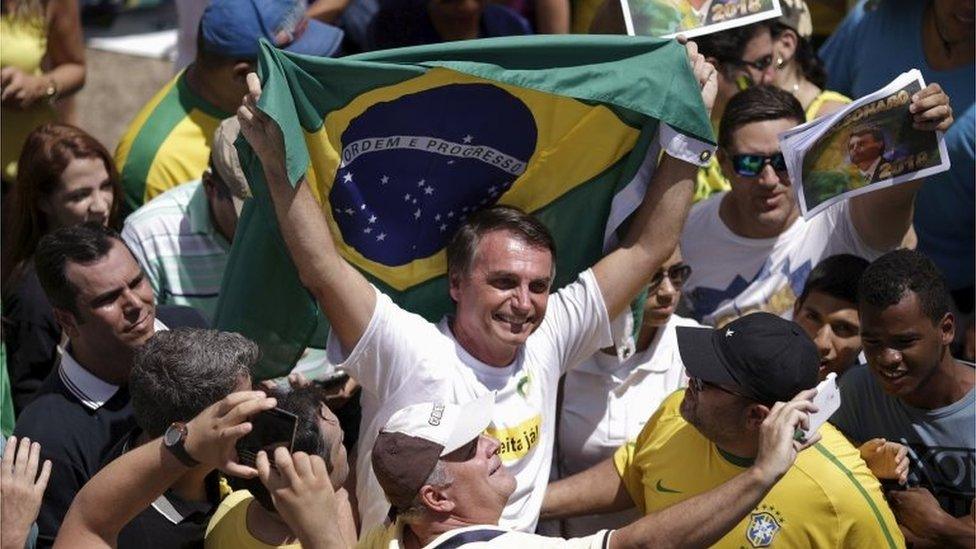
[
  {"left": 727, "top": 54, "right": 774, "bottom": 72},
  {"left": 730, "top": 153, "right": 788, "bottom": 178},
  {"left": 649, "top": 263, "right": 692, "bottom": 292},
  {"left": 689, "top": 377, "right": 751, "bottom": 400}
]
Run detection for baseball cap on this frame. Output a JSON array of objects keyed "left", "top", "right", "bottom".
[
  {"left": 200, "top": 0, "right": 343, "bottom": 60},
  {"left": 372, "top": 394, "right": 494, "bottom": 512},
  {"left": 676, "top": 312, "right": 818, "bottom": 405},
  {"left": 777, "top": 0, "right": 813, "bottom": 39},
  {"left": 210, "top": 117, "right": 251, "bottom": 214}
]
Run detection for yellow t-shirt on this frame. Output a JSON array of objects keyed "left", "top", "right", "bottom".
[
  {"left": 0, "top": 13, "right": 55, "bottom": 182},
  {"left": 205, "top": 490, "right": 301, "bottom": 549},
  {"left": 614, "top": 390, "right": 904, "bottom": 548}
]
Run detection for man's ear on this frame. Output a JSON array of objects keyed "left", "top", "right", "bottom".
[
  {"left": 231, "top": 61, "right": 255, "bottom": 82},
  {"left": 939, "top": 312, "right": 955, "bottom": 347},
  {"left": 418, "top": 484, "right": 455, "bottom": 515},
  {"left": 744, "top": 403, "right": 770, "bottom": 433},
  {"left": 448, "top": 272, "right": 462, "bottom": 303},
  {"left": 53, "top": 307, "right": 80, "bottom": 339}
]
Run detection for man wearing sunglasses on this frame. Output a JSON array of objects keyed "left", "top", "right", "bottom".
[
  {"left": 542, "top": 312, "right": 903, "bottom": 548},
  {"left": 551, "top": 246, "right": 701, "bottom": 535},
  {"left": 679, "top": 84, "right": 953, "bottom": 328}
]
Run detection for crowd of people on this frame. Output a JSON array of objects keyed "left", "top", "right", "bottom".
[{"left": 0, "top": 0, "right": 973, "bottom": 548}]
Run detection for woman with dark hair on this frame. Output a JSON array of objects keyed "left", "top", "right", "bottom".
[
  {"left": 770, "top": 0, "right": 850, "bottom": 119},
  {"left": 1, "top": 123, "right": 122, "bottom": 412}
]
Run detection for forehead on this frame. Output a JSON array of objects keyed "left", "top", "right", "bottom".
[
  {"left": 59, "top": 156, "right": 109, "bottom": 188},
  {"left": 742, "top": 28, "right": 773, "bottom": 58},
  {"left": 471, "top": 230, "right": 552, "bottom": 275},
  {"left": 802, "top": 290, "right": 858, "bottom": 317},
  {"left": 662, "top": 247, "right": 683, "bottom": 267},
  {"left": 65, "top": 240, "right": 141, "bottom": 299},
  {"left": 860, "top": 291, "right": 930, "bottom": 333},
  {"left": 728, "top": 118, "right": 797, "bottom": 154}
]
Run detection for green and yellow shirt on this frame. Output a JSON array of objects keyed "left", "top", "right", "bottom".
[
  {"left": 115, "top": 71, "right": 230, "bottom": 212},
  {"left": 615, "top": 390, "right": 904, "bottom": 549}
]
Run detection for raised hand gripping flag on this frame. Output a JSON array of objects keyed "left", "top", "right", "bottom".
[{"left": 215, "top": 35, "right": 713, "bottom": 378}]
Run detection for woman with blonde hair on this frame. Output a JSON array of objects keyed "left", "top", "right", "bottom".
[{"left": 2, "top": 123, "right": 122, "bottom": 412}]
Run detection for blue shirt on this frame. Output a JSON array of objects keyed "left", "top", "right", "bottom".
[
  {"left": 368, "top": 0, "right": 531, "bottom": 51},
  {"left": 819, "top": 0, "right": 974, "bottom": 108},
  {"left": 831, "top": 364, "right": 976, "bottom": 517},
  {"left": 914, "top": 105, "right": 975, "bottom": 291}
]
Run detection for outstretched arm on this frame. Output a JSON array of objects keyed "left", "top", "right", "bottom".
[
  {"left": 542, "top": 457, "right": 633, "bottom": 520},
  {"left": 850, "top": 83, "right": 953, "bottom": 251},
  {"left": 237, "top": 74, "right": 376, "bottom": 354},
  {"left": 53, "top": 392, "right": 276, "bottom": 549},
  {"left": 593, "top": 41, "right": 716, "bottom": 319},
  {"left": 610, "top": 390, "right": 820, "bottom": 549}
]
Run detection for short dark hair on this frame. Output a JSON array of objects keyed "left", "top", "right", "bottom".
[
  {"left": 230, "top": 386, "right": 335, "bottom": 513},
  {"left": 858, "top": 249, "right": 951, "bottom": 324},
  {"left": 797, "top": 254, "right": 870, "bottom": 307},
  {"left": 695, "top": 22, "right": 769, "bottom": 73},
  {"left": 130, "top": 329, "right": 257, "bottom": 438},
  {"left": 34, "top": 222, "right": 127, "bottom": 315},
  {"left": 446, "top": 205, "right": 556, "bottom": 281},
  {"left": 719, "top": 85, "right": 806, "bottom": 149},
  {"left": 850, "top": 127, "right": 886, "bottom": 148}
]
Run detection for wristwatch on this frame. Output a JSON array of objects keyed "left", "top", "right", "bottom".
[{"left": 163, "top": 422, "right": 200, "bottom": 467}]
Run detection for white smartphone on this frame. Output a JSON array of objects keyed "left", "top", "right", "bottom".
[{"left": 796, "top": 372, "right": 842, "bottom": 443}]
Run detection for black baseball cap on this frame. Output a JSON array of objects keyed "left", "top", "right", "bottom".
[{"left": 676, "top": 312, "right": 819, "bottom": 405}]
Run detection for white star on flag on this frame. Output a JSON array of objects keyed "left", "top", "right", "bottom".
[
  {"left": 376, "top": 233, "right": 386, "bottom": 241},
  {"left": 342, "top": 172, "right": 353, "bottom": 183},
  {"left": 368, "top": 214, "right": 377, "bottom": 224},
  {"left": 417, "top": 179, "right": 426, "bottom": 187},
  {"left": 381, "top": 175, "right": 389, "bottom": 184},
  {"left": 424, "top": 186, "right": 434, "bottom": 195},
  {"left": 404, "top": 193, "right": 411, "bottom": 201},
  {"left": 463, "top": 134, "right": 473, "bottom": 143},
  {"left": 726, "top": 329, "right": 735, "bottom": 337},
  {"left": 440, "top": 223, "right": 448, "bottom": 231},
  {"left": 364, "top": 227, "right": 372, "bottom": 234},
  {"left": 414, "top": 208, "right": 422, "bottom": 219},
  {"left": 435, "top": 214, "right": 441, "bottom": 221}
]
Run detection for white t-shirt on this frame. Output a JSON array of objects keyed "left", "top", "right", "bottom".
[
  {"left": 680, "top": 195, "right": 881, "bottom": 327},
  {"left": 358, "top": 520, "right": 612, "bottom": 548},
  {"left": 552, "top": 314, "right": 700, "bottom": 536},
  {"left": 327, "top": 270, "right": 612, "bottom": 534}
]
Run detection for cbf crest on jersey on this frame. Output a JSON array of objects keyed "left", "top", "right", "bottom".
[
  {"left": 216, "top": 36, "right": 715, "bottom": 378},
  {"left": 746, "top": 506, "right": 784, "bottom": 547}
]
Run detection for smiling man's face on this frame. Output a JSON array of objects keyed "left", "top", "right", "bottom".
[
  {"left": 450, "top": 229, "right": 553, "bottom": 366},
  {"left": 859, "top": 291, "right": 952, "bottom": 401},
  {"left": 62, "top": 239, "right": 156, "bottom": 361}
]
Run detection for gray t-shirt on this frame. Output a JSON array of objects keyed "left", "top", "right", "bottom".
[{"left": 830, "top": 364, "right": 975, "bottom": 517}]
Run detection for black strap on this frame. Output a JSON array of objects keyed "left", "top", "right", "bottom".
[{"left": 430, "top": 527, "right": 508, "bottom": 549}]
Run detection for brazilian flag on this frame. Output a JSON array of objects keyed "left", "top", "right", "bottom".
[{"left": 214, "top": 35, "right": 713, "bottom": 379}]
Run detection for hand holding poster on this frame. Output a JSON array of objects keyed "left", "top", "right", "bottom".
[
  {"left": 779, "top": 69, "right": 951, "bottom": 219},
  {"left": 620, "top": 0, "right": 781, "bottom": 39}
]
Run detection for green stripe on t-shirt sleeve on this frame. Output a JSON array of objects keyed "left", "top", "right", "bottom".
[{"left": 813, "top": 443, "right": 899, "bottom": 548}]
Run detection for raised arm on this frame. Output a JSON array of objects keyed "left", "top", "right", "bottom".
[
  {"left": 610, "top": 390, "right": 820, "bottom": 549},
  {"left": 53, "top": 392, "right": 275, "bottom": 549},
  {"left": 592, "top": 42, "right": 716, "bottom": 319},
  {"left": 541, "top": 456, "right": 633, "bottom": 520},
  {"left": 850, "top": 83, "right": 953, "bottom": 251},
  {"left": 237, "top": 73, "right": 376, "bottom": 353}
]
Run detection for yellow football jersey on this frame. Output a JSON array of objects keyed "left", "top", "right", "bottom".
[{"left": 614, "top": 390, "right": 904, "bottom": 548}]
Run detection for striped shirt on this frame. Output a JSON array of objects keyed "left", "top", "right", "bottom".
[
  {"left": 115, "top": 70, "right": 231, "bottom": 212},
  {"left": 122, "top": 180, "right": 229, "bottom": 321}
]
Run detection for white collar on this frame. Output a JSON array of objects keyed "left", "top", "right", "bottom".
[
  {"left": 859, "top": 156, "right": 882, "bottom": 179},
  {"left": 59, "top": 348, "right": 120, "bottom": 411},
  {"left": 59, "top": 318, "right": 168, "bottom": 410}
]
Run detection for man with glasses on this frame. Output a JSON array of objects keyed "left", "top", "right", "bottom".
[
  {"left": 678, "top": 84, "right": 953, "bottom": 327},
  {"left": 549, "top": 246, "right": 700, "bottom": 536},
  {"left": 541, "top": 312, "right": 904, "bottom": 548}
]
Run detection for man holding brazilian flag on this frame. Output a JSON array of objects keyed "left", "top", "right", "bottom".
[{"left": 223, "top": 34, "right": 715, "bottom": 530}]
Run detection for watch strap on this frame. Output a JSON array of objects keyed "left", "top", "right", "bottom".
[{"left": 164, "top": 422, "right": 200, "bottom": 467}]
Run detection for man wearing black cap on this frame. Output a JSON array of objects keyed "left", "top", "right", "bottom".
[
  {"left": 543, "top": 312, "right": 903, "bottom": 548},
  {"left": 360, "top": 389, "right": 822, "bottom": 548}
]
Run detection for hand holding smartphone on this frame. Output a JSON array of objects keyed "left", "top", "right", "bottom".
[
  {"left": 236, "top": 407, "right": 299, "bottom": 468},
  {"left": 795, "top": 372, "right": 842, "bottom": 443}
]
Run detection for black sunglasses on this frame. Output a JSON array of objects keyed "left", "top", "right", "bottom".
[
  {"left": 649, "top": 263, "right": 692, "bottom": 292},
  {"left": 726, "top": 53, "right": 774, "bottom": 72},
  {"left": 730, "top": 153, "right": 788, "bottom": 178}
]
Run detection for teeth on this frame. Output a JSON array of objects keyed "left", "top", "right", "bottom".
[{"left": 879, "top": 370, "right": 904, "bottom": 379}]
